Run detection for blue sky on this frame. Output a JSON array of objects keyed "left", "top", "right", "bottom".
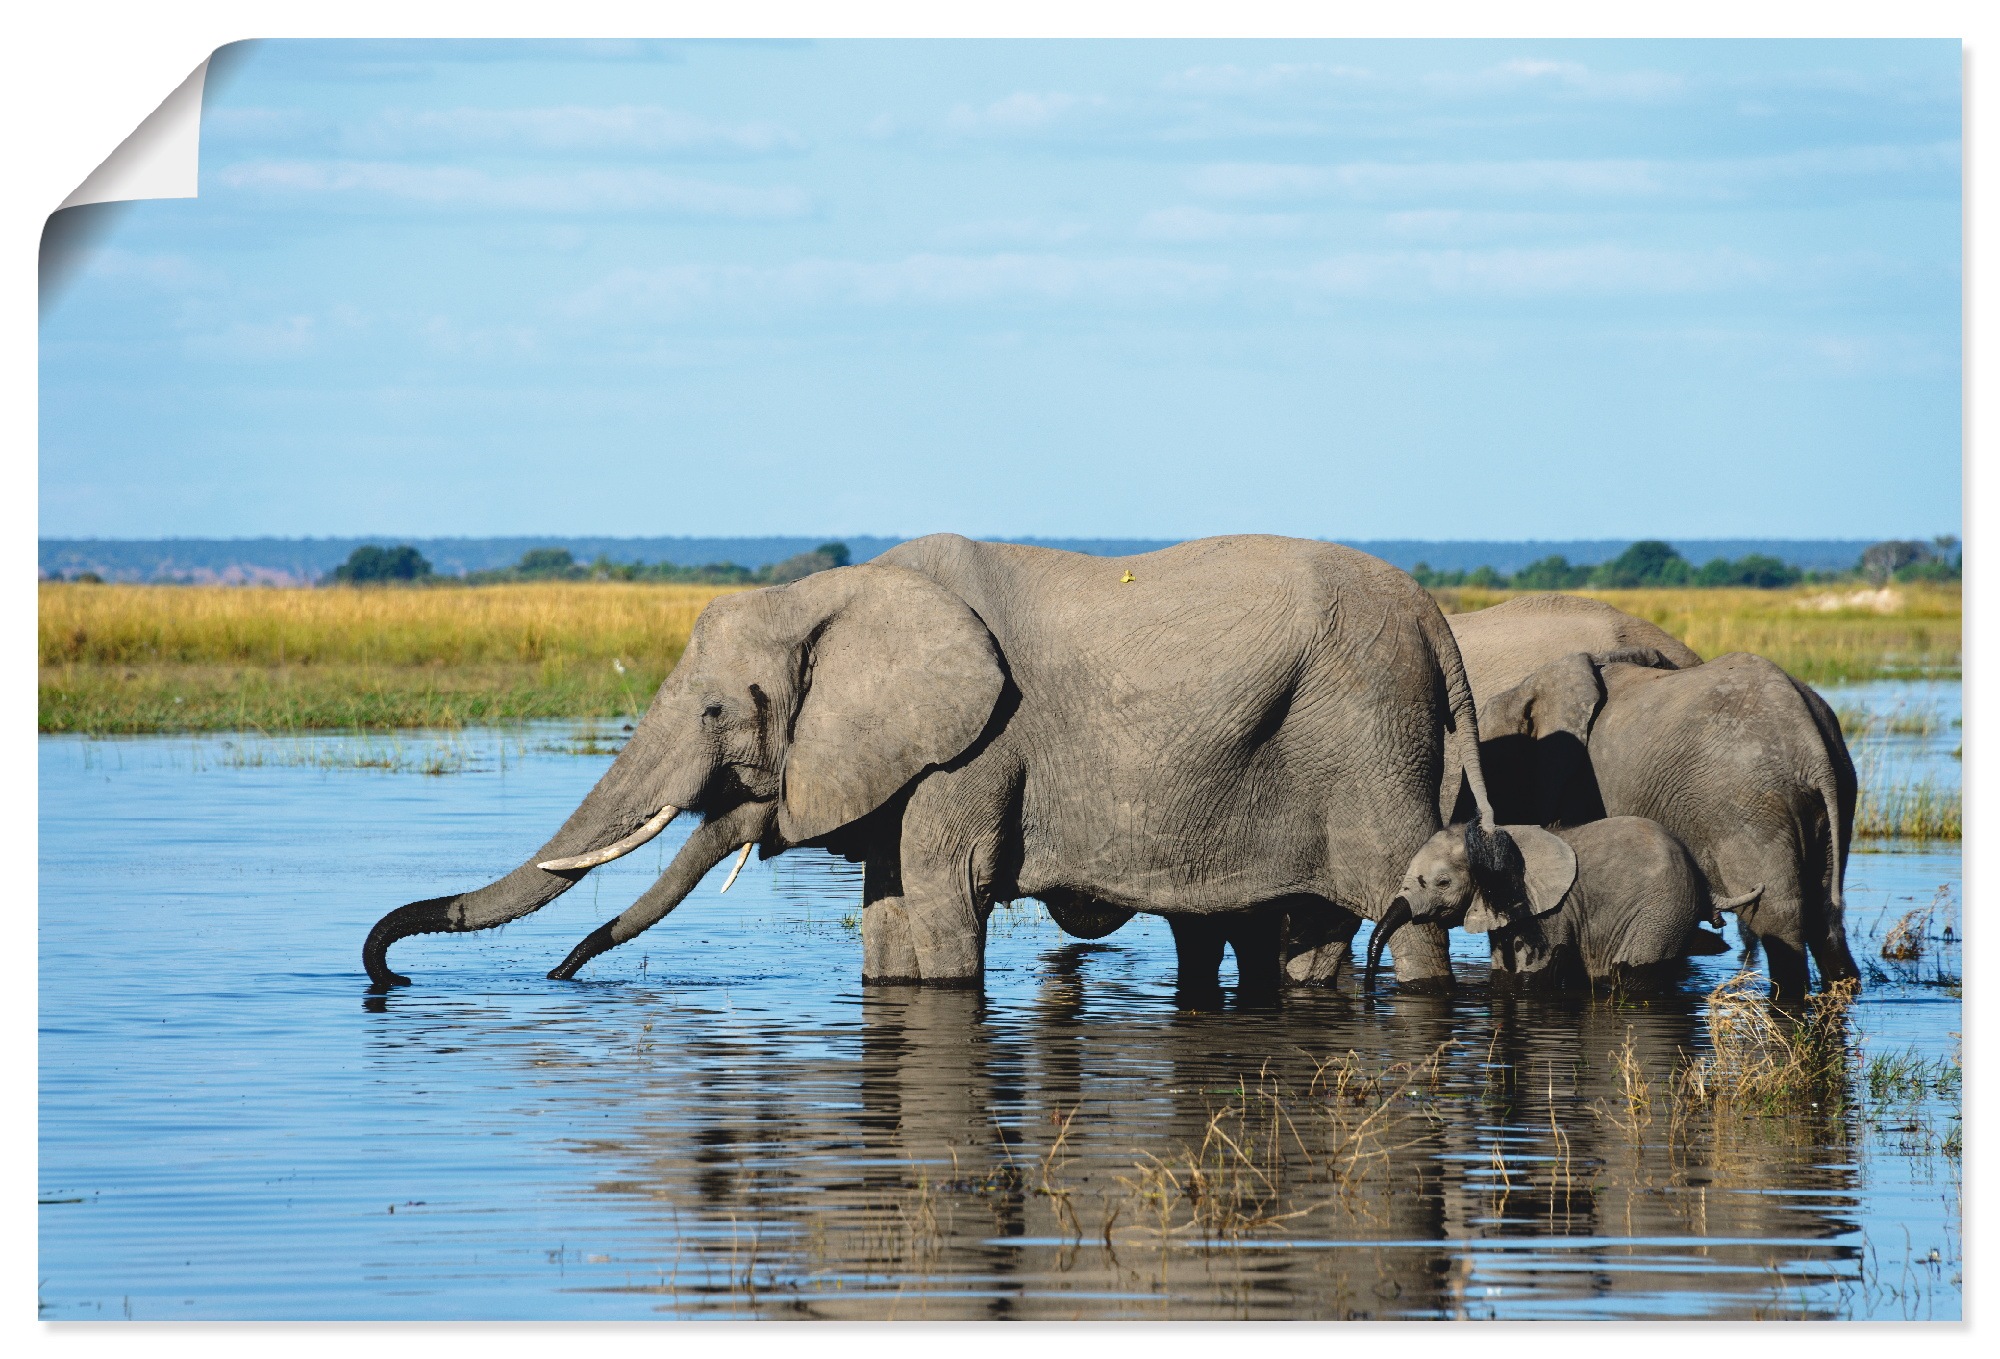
[{"left": 39, "top": 39, "right": 1961, "bottom": 541}]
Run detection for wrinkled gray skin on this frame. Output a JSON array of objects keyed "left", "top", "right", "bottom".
[
  {"left": 1377, "top": 817, "right": 1754, "bottom": 992},
  {"left": 364, "top": 534, "right": 1500, "bottom": 992},
  {"left": 1477, "top": 651, "right": 1858, "bottom": 997},
  {"left": 1447, "top": 593, "right": 1703, "bottom": 715}
]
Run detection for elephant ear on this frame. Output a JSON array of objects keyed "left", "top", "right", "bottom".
[
  {"left": 1502, "top": 824, "right": 1577, "bottom": 918},
  {"left": 1481, "top": 652, "right": 1606, "bottom": 742},
  {"left": 1461, "top": 896, "right": 1511, "bottom": 935},
  {"left": 778, "top": 565, "right": 1006, "bottom": 844}
]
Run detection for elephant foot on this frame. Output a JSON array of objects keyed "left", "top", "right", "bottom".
[
  {"left": 1385, "top": 917, "right": 1455, "bottom": 992},
  {"left": 860, "top": 970, "right": 982, "bottom": 988},
  {"left": 1282, "top": 939, "right": 1352, "bottom": 988},
  {"left": 862, "top": 900, "right": 921, "bottom": 980},
  {"left": 1392, "top": 973, "right": 1456, "bottom": 997},
  {"left": 1277, "top": 896, "right": 1361, "bottom": 989}
]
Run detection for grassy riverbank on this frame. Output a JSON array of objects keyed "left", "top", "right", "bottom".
[
  {"left": 1435, "top": 582, "right": 1961, "bottom": 686},
  {"left": 41, "top": 578, "right": 1959, "bottom": 735},
  {"left": 39, "top": 582, "right": 736, "bottom": 734}
]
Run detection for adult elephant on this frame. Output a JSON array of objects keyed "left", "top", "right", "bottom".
[
  {"left": 363, "top": 534, "right": 1502, "bottom": 993},
  {"left": 1476, "top": 650, "right": 1858, "bottom": 997},
  {"left": 1446, "top": 593, "right": 1703, "bottom": 713}
]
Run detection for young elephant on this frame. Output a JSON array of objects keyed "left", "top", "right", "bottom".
[{"left": 1366, "top": 818, "right": 1757, "bottom": 991}]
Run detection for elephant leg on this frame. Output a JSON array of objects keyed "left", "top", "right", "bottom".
[
  {"left": 1387, "top": 918, "right": 1455, "bottom": 994},
  {"left": 895, "top": 876, "right": 988, "bottom": 985},
  {"left": 861, "top": 856, "right": 921, "bottom": 985},
  {"left": 890, "top": 772, "right": 1009, "bottom": 987},
  {"left": 1733, "top": 870, "right": 1814, "bottom": 999},
  {"left": 1225, "top": 909, "right": 1284, "bottom": 997},
  {"left": 1759, "top": 932, "right": 1812, "bottom": 1001},
  {"left": 1169, "top": 915, "right": 1228, "bottom": 995},
  {"left": 1277, "top": 895, "right": 1362, "bottom": 988},
  {"left": 1805, "top": 900, "right": 1861, "bottom": 988}
]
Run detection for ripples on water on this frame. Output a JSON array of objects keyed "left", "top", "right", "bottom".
[{"left": 38, "top": 685, "right": 1961, "bottom": 1320}]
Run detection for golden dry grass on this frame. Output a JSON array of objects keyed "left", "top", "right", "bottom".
[
  {"left": 40, "top": 577, "right": 1961, "bottom": 734},
  {"left": 1432, "top": 582, "right": 1960, "bottom": 685},
  {"left": 40, "top": 582, "right": 740, "bottom": 734},
  {"left": 41, "top": 580, "right": 734, "bottom": 667}
]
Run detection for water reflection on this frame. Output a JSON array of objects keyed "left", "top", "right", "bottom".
[
  {"left": 39, "top": 711, "right": 1959, "bottom": 1320},
  {"left": 353, "top": 943, "right": 1890, "bottom": 1319}
]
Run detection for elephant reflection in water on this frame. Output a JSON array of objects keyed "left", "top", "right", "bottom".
[
  {"left": 1431, "top": 993, "right": 1863, "bottom": 1311},
  {"left": 447, "top": 957, "right": 1863, "bottom": 1317}
]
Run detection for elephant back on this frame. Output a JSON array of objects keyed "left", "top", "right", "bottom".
[{"left": 1448, "top": 594, "right": 1702, "bottom": 713}]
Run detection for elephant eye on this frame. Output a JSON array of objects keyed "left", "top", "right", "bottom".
[
  {"left": 702, "top": 702, "right": 724, "bottom": 721},
  {"left": 1436, "top": 875, "right": 1451, "bottom": 887}
]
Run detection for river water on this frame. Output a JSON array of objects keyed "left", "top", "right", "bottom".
[{"left": 37, "top": 684, "right": 1961, "bottom": 1320}]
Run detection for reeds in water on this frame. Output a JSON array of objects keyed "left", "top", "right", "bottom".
[
  {"left": 1856, "top": 779, "right": 1962, "bottom": 841},
  {"left": 1672, "top": 974, "right": 1859, "bottom": 1116}
]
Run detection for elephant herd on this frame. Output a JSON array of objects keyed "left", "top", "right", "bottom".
[{"left": 364, "top": 534, "right": 1859, "bottom": 1002}]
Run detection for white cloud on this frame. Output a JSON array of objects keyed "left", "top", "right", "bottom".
[
  {"left": 1191, "top": 142, "right": 1958, "bottom": 206},
  {"left": 1136, "top": 207, "right": 1304, "bottom": 242},
  {"left": 1290, "top": 245, "right": 1774, "bottom": 299},
  {"left": 938, "top": 218, "right": 1092, "bottom": 246},
  {"left": 418, "top": 316, "right": 538, "bottom": 358},
  {"left": 214, "top": 160, "right": 810, "bottom": 217},
  {"left": 1162, "top": 62, "right": 1376, "bottom": 95},
  {"left": 1380, "top": 209, "right": 1593, "bottom": 242},
  {"left": 567, "top": 253, "right": 1231, "bottom": 317},
  {"left": 1421, "top": 58, "right": 1685, "bottom": 101},
  {"left": 73, "top": 248, "right": 205, "bottom": 291},
  {"left": 945, "top": 91, "right": 1111, "bottom": 134},
  {"left": 364, "top": 105, "right": 806, "bottom": 156},
  {"left": 1164, "top": 57, "right": 1679, "bottom": 103},
  {"left": 183, "top": 314, "right": 320, "bottom": 361},
  {"left": 204, "top": 107, "right": 329, "bottom": 145},
  {"left": 562, "top": 241, "right": 1782, "bottom": 322},
  {"left": 1191, "top": 158, "right": 1669, "bottom": 204}
]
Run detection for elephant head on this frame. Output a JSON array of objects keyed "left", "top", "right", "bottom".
[
  {"left": 363, "top": 564, "right": 1008, "bottom": 988},
  {"left": 1476, "top": 648, "right": 1681, "bottom": 827},
  {"left": 1363, "top": 822, "right": 1577, "bottom": 987}
]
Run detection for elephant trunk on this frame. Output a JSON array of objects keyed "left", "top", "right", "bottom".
[
  {"left": 548, "top": 800, "right": 775, "bottom": 980},
  {"left": 363, "top": 723, "right": 695, "bottom": 989},
  {"left": 1363, "top": 897, "right": 1413, "bottom": 990}
]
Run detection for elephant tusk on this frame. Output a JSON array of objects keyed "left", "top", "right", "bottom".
[
  {"left": 537, "top": 805, "right": 680, "bottom": 872},
  {"left": 719, "top": 841, "right": 755, "bottom": 893}
]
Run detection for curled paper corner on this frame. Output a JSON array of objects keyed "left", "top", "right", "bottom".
[
  {"left": 42, "top": 43, "right": 249, "bottom": 318},
  {"left": 59, "top": 57, "right": 211, "bottom": 210}
]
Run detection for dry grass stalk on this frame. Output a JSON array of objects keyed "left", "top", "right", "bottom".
[
  {"left": 1881, "top": 911, "right": 1928, "bottom": 962},
  {"left": 1599, "top": 1028, "right": 1654, "bottom": 1136},
  {"left": 1107, "top": 1044, "right": 1453, "bottom": 1246},
  {"left": 1674, "top": 974, "right": 1859, "bottom": 1116}
]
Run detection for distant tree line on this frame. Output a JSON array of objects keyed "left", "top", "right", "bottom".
[
  {"left": 56, "top": 535, "right": 1958, "bottom": 592},
  {"left": 1409, "top": 537, "right": 1961, "bottom": 591},
  {"left": 320, "top": 541, "right": 854, "bottom": 587}
]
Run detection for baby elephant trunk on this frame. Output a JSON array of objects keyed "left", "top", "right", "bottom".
[{"left": 1362, "top": 898, "right": 1414, "bottom": 990}]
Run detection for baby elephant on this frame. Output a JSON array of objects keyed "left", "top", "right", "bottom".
[{"left": 1367, "top": 818, "right": 1758, "bottom": 991}]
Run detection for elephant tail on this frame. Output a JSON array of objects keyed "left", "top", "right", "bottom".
[
  {"left": 1792, "top": 674, "right": 1859, "bottom": 984},
  {"left": 1711, "top": 883, "right": 1765, "bottom": 917}
]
